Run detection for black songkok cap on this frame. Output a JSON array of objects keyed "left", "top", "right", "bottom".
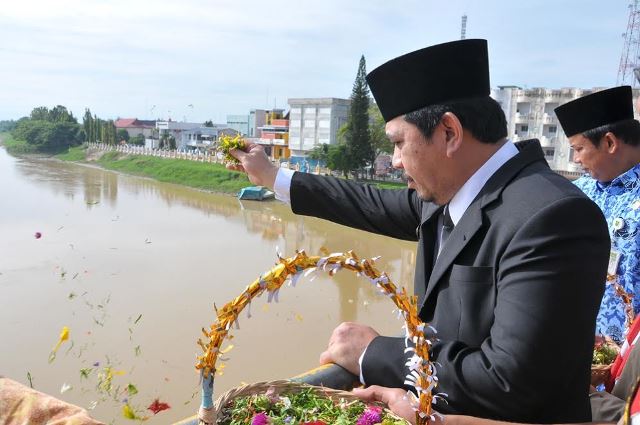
[
  {"left": 366, "top": 39, "right": 490, "bottom": 122},
  {"left": 555, "top": 86, "right": 634, "bottom": 137}
]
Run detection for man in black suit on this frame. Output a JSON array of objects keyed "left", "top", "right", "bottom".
[{"left": 230, "top": 40, "right": 610, "bottom": 422}]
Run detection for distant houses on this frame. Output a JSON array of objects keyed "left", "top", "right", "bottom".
[{"left": 114, "top": 118, "right": 156, "bottom": 139}]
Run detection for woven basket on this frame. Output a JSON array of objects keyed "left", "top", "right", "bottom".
[
  {"left": 591, "top": 363, "right": 612, "bottom": 387},
  {"left": 210, "top": 380, "right": 409, "bottom": 424},
  {"left": 196, "top": 251, "right": 428, "bottom": 424}
]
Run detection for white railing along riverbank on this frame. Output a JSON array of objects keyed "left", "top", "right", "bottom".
[{"left": 87, "top": 142, "right": 223, "bottom": 164}]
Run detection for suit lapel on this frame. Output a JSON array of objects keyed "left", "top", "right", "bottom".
[
  {"left": 420, "top": 139, "right": 547, "bottom": 307},
  {"left": 423, "top": 202, "right": 483, "bottom": 302}
]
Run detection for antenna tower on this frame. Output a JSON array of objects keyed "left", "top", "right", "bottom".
[
  {"left": 618, "top": 0, "right": 640, "bottom": 86},
  {"left": 460, "top": 14, "right": 467, "bottom": 40}
]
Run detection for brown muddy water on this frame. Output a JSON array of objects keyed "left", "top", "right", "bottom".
[{"left": 0, "top": 147, "right": 416, "bottom": 424}]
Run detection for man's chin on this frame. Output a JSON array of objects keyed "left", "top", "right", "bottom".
[{"left": 415, "top": 191, "right": 437, "bottom": 204}]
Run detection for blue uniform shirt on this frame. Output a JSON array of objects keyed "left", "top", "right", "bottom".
[{"left": 574, "top": 163, "right": 640, "bottom": 342}]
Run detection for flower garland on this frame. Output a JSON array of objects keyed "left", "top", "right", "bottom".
[{"left": 195, "top": 250, "right": 439, "bottom": 425}]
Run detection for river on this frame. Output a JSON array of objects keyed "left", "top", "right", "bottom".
[{"left": 0, "top": 147, "right": 416, "bottom": 424}]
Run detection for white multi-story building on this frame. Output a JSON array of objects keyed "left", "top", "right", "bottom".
[
  {"left": 287, "top": 98, "right": 350, "bottom": 159},
  {"left": 492, "top": 86, "right": 640, "bottom": 173}
]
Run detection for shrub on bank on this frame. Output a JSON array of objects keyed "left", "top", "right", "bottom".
[{"left": 2, "top": 134, "right": 39, "bottom": 154}]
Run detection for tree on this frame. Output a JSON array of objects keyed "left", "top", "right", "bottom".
[
  {"left": 327, "top": 144, "right": 351, "bottom": 177},
  {"left": 83, "top": 109, "right": 94, "bottom": 143},
  {"left": 117, "top": 129, "right": 130, "bottom": 143},
  {"left": 368, "top": 103, "right": 393, "bottom": 164},
  {"left": 30, "top": 106, "right": 50, "bottom": 121},
  {"left": 131, "top": 134, "right": 146, "bottom": 146},
  {"left": 343, "top": 55, "right": 373, "bottom": 177},
  {"left": 203, "top": 120, "right": 214, "bottom": 127},
  {"left": 12, "top": 119, "right": 81, "bottom": 151},
  {"left": 308, "top": 143, "right": 329, "bottom": 164},
  {"left": 0, "top": 120, "right": 17, "bottom": 132},
  {"left": 49, "top": 105, "right": 76, "bottom": 123}
]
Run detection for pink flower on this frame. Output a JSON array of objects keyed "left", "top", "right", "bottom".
[
  {"left": 356, "top": 406, "right": 383, "bottom": 425},
  {"left": 252, "top": 412, "right": 270, "bottom": 425},
  {"left": 301, "top": 421, "right": 327, "bottom": 425}
]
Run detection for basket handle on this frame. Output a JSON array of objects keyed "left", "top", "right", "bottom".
[{"left": 195, "top": 250, "right": 437, "bottom": 425}]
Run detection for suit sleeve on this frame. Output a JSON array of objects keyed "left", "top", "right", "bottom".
[
  {"left": 365, "top": 197, "right": 610, "bottom": 421},
  {"left": 290, "top": 172, "right": 423, "bottom": 241}
]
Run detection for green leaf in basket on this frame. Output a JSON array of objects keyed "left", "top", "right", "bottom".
[{"left": 219, "top": 387, "right": 409, "bottom": 425}]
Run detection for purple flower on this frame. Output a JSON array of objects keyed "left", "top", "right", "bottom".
[
  {"left": 252, "top": 412, "right": 270, "bottom": 425},
  {"left": 356, "top": 406, "right": 383, "bottom": 425}
]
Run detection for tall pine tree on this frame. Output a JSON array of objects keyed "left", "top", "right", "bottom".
[{"left": 344, "top": 55, "right": 373, "bottom": 177}]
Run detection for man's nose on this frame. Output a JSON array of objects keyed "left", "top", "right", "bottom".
[{"left": 392, "top": 148, "right": 403, "bottom": 169}]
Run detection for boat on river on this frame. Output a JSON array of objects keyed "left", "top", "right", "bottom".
[{"left": 237, "top": 186, "right": 275, "bottom": 201}]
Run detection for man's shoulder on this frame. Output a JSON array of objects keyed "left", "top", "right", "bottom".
[
  {"left": 504, "top": 163, "right": 589, "bottom": 205},
  {"left": 573, "top": 175, "right": 596, "bottom": 192}
]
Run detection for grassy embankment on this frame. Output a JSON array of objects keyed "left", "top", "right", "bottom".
[
  {"left": 96, "top": 151, "right": 251, "bottom": 193},
  {"left": 55, "top": 145, "right": 87, "bottom": 161},
  {"left": 367, "top": 180, "right": 406, "bottom": 190}
]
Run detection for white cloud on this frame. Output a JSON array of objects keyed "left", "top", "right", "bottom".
[{"left": 0, "top": 0, "right": 630, "bottom": 121}]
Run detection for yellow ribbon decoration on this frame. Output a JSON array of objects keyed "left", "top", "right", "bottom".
[{"left": 196, "top": 250, "right": 437, "bottom": 424}]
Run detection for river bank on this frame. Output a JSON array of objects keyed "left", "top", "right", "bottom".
[
  {"left": 58, "top": 145, "right": 252, "bottom": 195},
  {"left": 2, "top": 137, "right": 405, "bottom": 194}
]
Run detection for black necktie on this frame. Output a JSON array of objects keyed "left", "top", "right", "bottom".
[{"left": 440, "top": 206, "right": 454, "bottom": 254}]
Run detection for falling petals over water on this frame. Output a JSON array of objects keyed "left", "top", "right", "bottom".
[{"left": 147, "top": 398, "right": 171, "bottom": 414}]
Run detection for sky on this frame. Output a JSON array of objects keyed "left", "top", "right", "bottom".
[{"left": 0, "top": 0, "right": 631, "bottom": 123}]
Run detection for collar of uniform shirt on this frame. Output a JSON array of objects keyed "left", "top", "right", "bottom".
[
  {"left": 448, "top": 140, "right": 519, "bottom": 226},
  {"left": 595, "top": 162, "right": 640, "bottom": 191}
]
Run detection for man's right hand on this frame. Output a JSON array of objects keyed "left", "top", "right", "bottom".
[
  {"left": 228, "top": 143, "right": 279, "bottom": 188},
  {"left": 319, "top": 322, "right": 379, "bottom": 376}
]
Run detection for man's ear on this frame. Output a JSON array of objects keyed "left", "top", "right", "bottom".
[
  {"left": 440, "top": 112, "right": 463, "bottom": 157},
  {"left": 603, "top": 132, "right": 620, "bottom": 154}
]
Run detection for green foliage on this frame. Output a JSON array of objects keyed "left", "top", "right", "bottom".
[
  {"left": 159, "top": 133, "right": 176, "bottom": 150},
  {"left": 342, "top": 55, "right": 373, "bottom": 175},
  {"left": 218, "top": 388, "right": 406, "bottom": 425},
  {"left": 96, "top": 154, "right": 250, "bottom": 194},
  {"left": 327, "top": 143, "right": 351, "bottom": 177},
  {"left": 366, "top": 180, "right": 406, "bottom": 190},
  {"left": 0, "top": 120, "right": 17, "bottom": 132},
  {"left": 203, "top": 120, "right": 214, "bottom": 127},
  {"left": 2, "top": 134, "right": 39, "bottom": 154},
  {"left": 12, "top": 118, "right": 82, "bottom": 152},
  {"left": 593, "top": 343, "right": 618, "bottom": 365},
  {"left": 308, "top": 144, "right": 329, "bottom": 164},
  {"left": 369, "top": 104, "right": 392, "bottom": 157},
  {"left": 100, "top": 120, "right": 117, "bottom": 145},
  {"left": 55, "top": 145, "right": 87, "bottom": 161},
  {"left": 117, "top": 129, "right": 130, "bottom": 143},
  {"left": 30, "top": 105, "right": 77, "bottom": 123},
  {"left": 130, "top": 134, "right": 146, "bottom": 146}
]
